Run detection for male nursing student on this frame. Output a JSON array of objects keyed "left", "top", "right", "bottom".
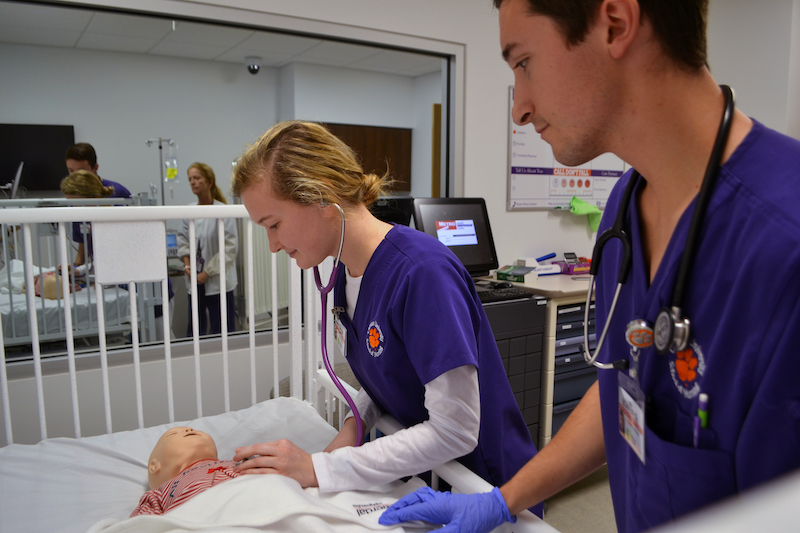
[
  {"left": 380, "top": 1, "right": 800, "bottom": 532},
  {"left": 65, "top": 142, "right": 131, "bottom": 268}
]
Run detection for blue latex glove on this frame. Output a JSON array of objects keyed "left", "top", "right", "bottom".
[{"left": 379, "top": 486, "right": 515, "bottom": 533}]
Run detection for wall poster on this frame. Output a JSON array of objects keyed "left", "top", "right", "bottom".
[{"left": 507, "top": 87, "right": 629, "bottom": 210}]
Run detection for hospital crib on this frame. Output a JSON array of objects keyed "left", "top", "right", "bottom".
[{"left": 0, "top": 204, "right": 554, "bottom": 533}]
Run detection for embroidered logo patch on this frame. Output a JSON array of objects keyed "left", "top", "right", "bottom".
[
  {"left": 668, "top": 340, "right": 705, "bottom": 398},
  {"left": 366, "top": 321, "right": 385, "bottom": 358}
]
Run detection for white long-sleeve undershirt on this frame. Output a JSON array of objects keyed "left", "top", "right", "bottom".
[{"left": 311, "top": 363, "right": 480, "bottom": 492}]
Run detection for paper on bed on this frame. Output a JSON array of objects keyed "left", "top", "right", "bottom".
[
  {"left": 0, "top": 397, "right": 338, "bottom": 533},
  {"left": 86, "top": 475, "right": 431, "bottom": 533}
]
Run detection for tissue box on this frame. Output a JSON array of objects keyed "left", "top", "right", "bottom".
[{"left": 496, "top": 265, "right": 536, "bottom": 283}]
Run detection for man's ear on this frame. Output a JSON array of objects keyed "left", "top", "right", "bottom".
[{"left": 600, "top": 0, "right": 640, "bottom": 59}]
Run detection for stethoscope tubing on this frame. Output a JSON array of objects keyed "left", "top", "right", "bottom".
[
  {"left": 582, "top": 85, "right": 734, "bottom": 369},
  {"left": 313, "top": 202, "right": 365, "bottom": 447}
]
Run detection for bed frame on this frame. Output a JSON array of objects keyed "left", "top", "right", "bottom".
[{"left": 0, "top": 204, "right": 554, "bottom": 533}]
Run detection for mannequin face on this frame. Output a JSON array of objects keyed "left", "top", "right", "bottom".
[{"left": 148, "top": 427, "right": 218, "bottom": 489}]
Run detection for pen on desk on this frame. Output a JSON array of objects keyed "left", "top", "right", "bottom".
[{"left": 536, "top": 253, "right": 556, "bottom": 262}]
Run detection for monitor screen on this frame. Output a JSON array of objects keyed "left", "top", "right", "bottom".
[
  {"left": 0, "top": 123, "right": 75, "bottom": 192},
  {"left": 412, "top": 197, "right": 499, "bottom": 277}
]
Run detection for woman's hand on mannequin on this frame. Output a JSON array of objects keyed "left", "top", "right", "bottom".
[{"left": 233, "top": 439, "right": 318, "bottom": 488}]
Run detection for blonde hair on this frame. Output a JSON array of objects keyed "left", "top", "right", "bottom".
[
  {"left": 188, "top": 162, "right": 227, "bottom": 204},
  {"left": 231, "top": 121, "right": 392, "bottom": 207},
  {"left": 60, "top": 170, "right": 114, "bottom": 198}
]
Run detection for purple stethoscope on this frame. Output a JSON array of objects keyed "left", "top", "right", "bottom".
[{"left": 313, "top": 202, "right": 364, "bottom": 447}]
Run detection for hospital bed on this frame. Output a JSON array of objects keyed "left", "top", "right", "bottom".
[
  {"left": 0, "top": 259, "right": 131, "bottom": 347},
  {"left": 0, "top": 204, "right": 556, "bottom": 533}
]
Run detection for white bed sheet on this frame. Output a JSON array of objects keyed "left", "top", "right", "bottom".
[
  {"left": 0, "top": 397, "right": 368, "bottom": 533},
  {"left": 0, "top": 259, "right": 130, "bottom": 339},
  {"left": 88, "top": 475, "right": 430, "bottom": 533}
]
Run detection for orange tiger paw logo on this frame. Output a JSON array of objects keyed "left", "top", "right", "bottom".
[
  {"left": 366, "top": 321, "right": 385, "bottom": 357},
  {"left": 369, "top": 327, "right": 381, "bottom": 349},
  {"left": 675, "top": 348, "right": 698, "bottom": 386}
]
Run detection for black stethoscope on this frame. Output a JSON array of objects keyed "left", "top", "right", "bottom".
[{"left": 583, "top": 85, "right": 735, "bottom": 370}]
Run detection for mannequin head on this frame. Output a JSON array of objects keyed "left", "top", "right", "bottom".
[{"left": 147, "top": 427, "right": 218, "bottom": 489}]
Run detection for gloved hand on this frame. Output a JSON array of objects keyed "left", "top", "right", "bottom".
[{"left": 379, "top": 486, "right": 515, "bottom": 533}]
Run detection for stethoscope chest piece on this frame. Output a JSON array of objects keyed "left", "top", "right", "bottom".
[{"left": 654, "top": 306, "right": 690, "bottom": 355}]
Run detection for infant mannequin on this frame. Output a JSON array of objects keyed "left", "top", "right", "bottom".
[{"left": 130, "top": 426, "right": 240, "bottom": 517}]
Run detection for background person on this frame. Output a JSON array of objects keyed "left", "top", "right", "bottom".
[
  {"left": 379, "top": 0, "right": 800, "bottom": 532},
  {"left": 177, "top": 162, "right": 238, "bottom": 336},
  {"left": 60, "top": 169, "right": 129, "bottom": 273},
  {"left": 229, "top": 121, "right": 542, "bottom": 517},
  {"left": 61, "top": 169, "right": 174, "bottom": 340},
  {"left": 63, "top": 142, "right": 132, "bottom": 269}
]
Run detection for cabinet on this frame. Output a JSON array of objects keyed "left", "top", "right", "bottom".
[
  {"left": 482, "top": 296, "right": 547, "bottom": 441},
  {"left": 540, "top": 294, "right": 596, "bottom": 449}
]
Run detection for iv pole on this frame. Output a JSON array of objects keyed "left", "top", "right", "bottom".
[{"left": 145, "top": 138, "right": 175, "bottom": 206}]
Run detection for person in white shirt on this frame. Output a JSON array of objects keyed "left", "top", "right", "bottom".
[{"left": 177, "top": 162, "right": 238, "bottom": 336}]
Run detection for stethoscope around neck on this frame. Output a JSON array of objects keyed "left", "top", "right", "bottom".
[
  {"left": 313, "top": 201, "right": 365, "bottom": 446},
  {"left": 582, "top": 85, "right": 735, "bottom": 370}
]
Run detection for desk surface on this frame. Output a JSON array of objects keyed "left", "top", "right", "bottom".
[{"left": 482, "top": 273, "right": 590, "bottom": 300}]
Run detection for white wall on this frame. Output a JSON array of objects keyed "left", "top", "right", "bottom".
[
  {"left": 7, "top": 0, "right": 800, "bottom": 274},
  {"left": 411, "top": 71, "right": 444, "bottom": 199},
  {"left": 1, "top": 43, "right": 442, "bottom": 206},
  {"left": 708, "top": 0, "right": 794, "bottom": 134},
  {"left": 283, "top": 62, "right": 442, "bottom": 195},
  {"left": 788, "top": 0, "right": 800, "bottom": 139},
  {"left": 0, "top": 43, "right": 277, "bottom": 208}
]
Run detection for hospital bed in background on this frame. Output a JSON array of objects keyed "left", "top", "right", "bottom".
[
  {"left": 0, "top": 204, "right": 556, "bottom": 533},
  {"left": 0, "top": 197, "right": 159, "bottom": 352}
]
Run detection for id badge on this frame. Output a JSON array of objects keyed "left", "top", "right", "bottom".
[
  {"left": 333, "top": 313, "right": 348, "bottom": 359},
  {"left": 618, "top": 372, "right": 646, "bottom": 464}
]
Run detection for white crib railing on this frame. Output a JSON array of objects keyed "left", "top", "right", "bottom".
[
  {"left": 0, "top": 204, "right": 339, "bottom": 446},
  {"left": 0, "top": 205, "right": 554, "bottom": 533}
]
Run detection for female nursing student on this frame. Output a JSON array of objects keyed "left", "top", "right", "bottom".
[
  {"left": 61, "top": 169, "right": 130, "bottom": 272},
  {"left": 177, "top": 163, "right": 238, "bottom": 336},
  {"left": 230, "top": 121, "right": 541, "bottom": 516}
]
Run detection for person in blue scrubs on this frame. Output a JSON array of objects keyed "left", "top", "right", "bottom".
[
  {"left": 64, "top": 142, "right": 131, "bottom": 269},
  {"left": 379, "top": 1, "right": 800, "bottom": 532},
  {"left": 228, "top": 121, "right": 540, "bottom": 516}
]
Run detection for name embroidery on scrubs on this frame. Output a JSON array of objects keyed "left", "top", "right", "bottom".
[
  {"left": 366, "top": 321, "right": 385, "bottom": 357},
  {"left": 668, "top": 340, "right": 706, "bottom": 399}
]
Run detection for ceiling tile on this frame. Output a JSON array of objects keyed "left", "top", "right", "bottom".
[
  {"left": 76, "top": 33, "right": 157, "bottom": 55},
  {"left": 164, "top": 21, "right": 252, "bottom": 47},
  {"left": 149, "top": 40, "right": 232, "bottom": 61},
  {"left": 0, "top": 2, "right": 92, "bottom": 31},
  {"left": 85, "top": 11, "right": 172, "bottom": 40},
  {"left": 0, "top": 26, "right": 82, "bottom": 48}
]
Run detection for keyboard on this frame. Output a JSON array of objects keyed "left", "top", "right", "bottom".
[{"left": 477, "top": 287, "right": 533, "bottom": 304}]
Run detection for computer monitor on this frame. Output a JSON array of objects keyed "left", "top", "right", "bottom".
[
  {"left": 166, "top": 231, "right": 178, "bottom": 258},
  {"left": 10, "top": 162, "right": 23, "bottom": 199},
  {"left": 412, "top": 197, "right": 499, "bottom": 278},
  {"left": 371, "top": 196, "right": 414, "bottom": 226}
]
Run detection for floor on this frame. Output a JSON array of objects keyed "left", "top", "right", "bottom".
[{"left": 543, "top": 465, "right": 617, "bottom": 533}]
